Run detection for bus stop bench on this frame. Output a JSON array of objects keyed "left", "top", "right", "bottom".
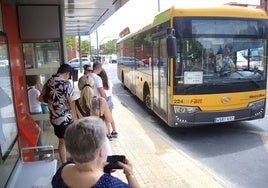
[{"left": 6, "top": 146, "right": 57, "bottom": 188}]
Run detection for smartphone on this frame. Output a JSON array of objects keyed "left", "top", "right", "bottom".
[{"left": 106, "top": 155, "right": 126, "bottom": 170}]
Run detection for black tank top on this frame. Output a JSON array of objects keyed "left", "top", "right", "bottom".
[{"left": 74, "top": 97, "right": 105, "bottom": 120}]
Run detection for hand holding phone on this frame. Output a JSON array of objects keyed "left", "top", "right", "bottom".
[{"left": 104, "top": 155, "right": 126, "bottom": 173}]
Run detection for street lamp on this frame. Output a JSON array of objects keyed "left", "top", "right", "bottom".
[
  {"left": 96, "top": 29, "right": 99, "bottom": 56},
  {"left": 91, "top": 24, "right": 114, "bottom": 59}
]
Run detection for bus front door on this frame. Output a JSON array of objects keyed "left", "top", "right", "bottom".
[{"left": 152, "top": 38, "right": 168, "bottom": 120}]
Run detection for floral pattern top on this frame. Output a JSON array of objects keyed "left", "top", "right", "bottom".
[{"left": 44, "top": 75, "right": 73, "bottom": 126}]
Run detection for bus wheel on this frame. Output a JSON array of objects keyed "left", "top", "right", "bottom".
[
  {"left": 121, "top": 71, "right": 126, "bottom": 89},
  {"left": 144, "top": 89, "right": 151, "bottom": 109},
  {"left": 121, "top": 71, "right": 124, "bottom": 84}
]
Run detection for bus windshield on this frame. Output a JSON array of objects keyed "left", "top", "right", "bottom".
[{"left": 173, "top": 18, "right": 267, "bottom": 95}]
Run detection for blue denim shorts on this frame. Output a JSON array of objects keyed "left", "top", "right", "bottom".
[{"left": 107, "top": 96, "right": 114, "bottom": 110}]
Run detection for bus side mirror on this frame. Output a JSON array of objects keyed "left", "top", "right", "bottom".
[{"left": 167, "top": 28, "right": 177, "bottom": 58}]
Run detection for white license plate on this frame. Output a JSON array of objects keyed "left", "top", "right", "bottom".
[{"left": 214, "top": 116, "right": 235, "bottom": 123}]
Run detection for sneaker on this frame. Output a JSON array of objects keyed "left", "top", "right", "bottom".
[
  {"left": 107, "top": 135, "right": 113, "bottom": 141},
  {"left": 111, "top": 131, "right": 118, "bottom": 138}
]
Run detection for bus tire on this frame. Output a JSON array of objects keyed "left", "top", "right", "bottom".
[
  {"left": 121, "top": 71, "right": 126, "bottom": 89},
  {"left": 143, "top": 85, "right": 151, "bottom": 109}
]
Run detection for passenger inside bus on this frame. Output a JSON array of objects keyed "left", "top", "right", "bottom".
[{"left": 218, "top": 47, "right": 235, "bottom": 72}]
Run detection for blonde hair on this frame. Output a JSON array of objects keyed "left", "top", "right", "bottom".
[{"left": 77, "top": 75, "right": 95, "bottom": 115}]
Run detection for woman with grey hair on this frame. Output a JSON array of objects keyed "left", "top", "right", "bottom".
[{"left": 52, "top": 117, "right": 140, "bottom": 188}]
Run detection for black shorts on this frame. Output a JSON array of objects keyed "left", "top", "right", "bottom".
[{"left": 52, "top": 121, "right": 72, "bottom": 139}]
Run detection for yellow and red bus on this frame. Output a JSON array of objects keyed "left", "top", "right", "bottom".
[{"left": 117, "top": 6, "right": 268, "bottom": 127}]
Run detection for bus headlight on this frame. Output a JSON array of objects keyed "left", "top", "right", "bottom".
[
  {"left": 174, "top": 106, "right": 200, "bottom": 114},
  {"left": 248, "top": 99, "right": 265, "bottom": 110}
]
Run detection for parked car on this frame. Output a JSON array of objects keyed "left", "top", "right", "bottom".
[
  {"left": 117, "top": 57, "right": 143, "bottom": 67},
  {"left": 141, "top": 58, "right": 158, "bottom": 66},
  {"left": 68, "top": 57, "right": 91, "bottom": 68},
  {"left": 109, "top": 54, "right": 117, "bottom": 63},
  {"left": 0, "top": 59, "right": 9, "bottom": 69},
  {"left": 236, "top": 52, "right": 257, "bottom": 70}
]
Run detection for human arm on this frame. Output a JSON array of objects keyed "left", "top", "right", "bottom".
[
  {"left": 65, "top": 80, "right": 76, "bottom": 105},
  {"left": 98, "top": 87, "right": 108, "bottom": 101},
  {"left": 36, "top": 82, "right": 42, "bottom": 91},
  {"left": 38, "top": 84, "right": 47, "bottom": 102},
  {"left": 69, "top": 100, "right": 78, "bottom": 121},
  {"left": 109, "top": 80, "right": 114, "bottom": 95},
  {"left": 67, "top": 96, "right": 75, "bottom": 104},
  {"left": 100, "top": 97, "right": 113, "bottom": 123},
  {"left": 118, "top": 159, "right": 140, "bottom": 188},
  {"left": 228, "top": 58, "right": 235, "bottom": 71},
  {"left": 34, "top": 89, "right": 42, "bottom": 104},
  {"left": 67, "top": 92, "right": 77, "bottom": 120},
  {"left": 94, "top": 75, "right": 108, "bottom": 100}
]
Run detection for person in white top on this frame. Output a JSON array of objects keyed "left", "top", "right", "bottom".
[
  {"left": 98, "top": 69, "right": 118, "bottom": 140},
  {"left": 26, "top": 75, "right": 43, "bottom": 146},
  {"left": 89, "top": 61, "right": 107, "bottom": 101}
]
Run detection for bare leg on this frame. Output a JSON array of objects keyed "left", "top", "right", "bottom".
[
  {"left": 110, "top": 109, "right": 116, "bottom": 132},
  {"left": 58, "top": 138, "right": 66, "bottom": 163},
  {"left": 105, "top": 119, "right": 111, "bottom": 135},
  {"left": 110, "top": 109, "right": 118, "bottom": 138},
  {"left": 111, "top": 117, "right": 116, "bottom": 132},
  {"left": 105, "top": 119, "right": 113, "bottom": 141}
]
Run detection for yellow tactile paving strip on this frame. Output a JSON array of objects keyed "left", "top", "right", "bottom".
[{"left": 110, "top": 96, "right": 231, "bottom": 188}]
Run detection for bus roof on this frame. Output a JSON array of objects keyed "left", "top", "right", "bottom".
[
  {"left": 152, "top": 6, "right": 267, "bottom": 26},
  {"left": 118, "top": 6, "right": 268, "bottom": 42}
]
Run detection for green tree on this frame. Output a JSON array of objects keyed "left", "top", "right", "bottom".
[
  {"left": 66, "top": 36, "right": 91, "bottom": 53},
  {"left": 80, "top": 39, "right": 91, "bottom": 54},
  {"left": 103, "top": 39, "right": 117, "bottom": 54},
  {"left": 66, "top": 36, "right": 76, "bottom": 48}
]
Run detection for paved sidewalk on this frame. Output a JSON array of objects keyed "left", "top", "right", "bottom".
[
  {"left": 109, "top": 96, "right": 229, "bottom": 188},
  {"left": 43, "top": 71, "right": 231, "bottom": 187}
]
